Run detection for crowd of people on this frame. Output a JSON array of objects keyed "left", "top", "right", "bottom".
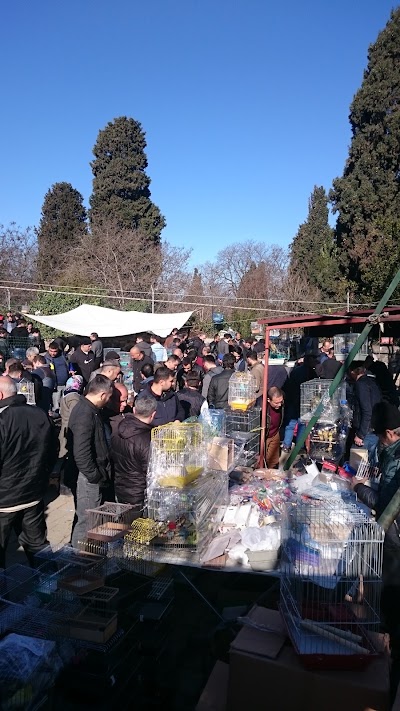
[{"left": 0, "top": 321, "right": 399, "bottom": 571}]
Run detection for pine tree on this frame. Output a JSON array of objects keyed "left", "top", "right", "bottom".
[
  {"left": 89, "top": 116, "right": 166, "bottom": 244},
  {"left": 36, "top": 182, "right": 87, "bottom": 281},
  {"left": 330, "top": 9, "right": 400, "bottom": 299},
  {"left": 289, "top": 186, "right": 341, "bottom": 300}
]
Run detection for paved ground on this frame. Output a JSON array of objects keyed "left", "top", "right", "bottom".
[{"left": 7, "top": 486, "right": 75, "bottom": 567}]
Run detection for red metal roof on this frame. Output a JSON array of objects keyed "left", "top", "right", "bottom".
[{"left": 258, "top": 306, "right": 400, "bottom": 330}]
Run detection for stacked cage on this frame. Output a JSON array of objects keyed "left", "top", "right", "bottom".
[
  {"left": 145, "top": 423, "right": 228, "bottom": 563},
  {"left": 228, "top": 371, "right": 257, "bottom": 411},
  {"left": 334, "top": 334, "right": 368, "bottom": 362},
  {"left": 300, "top": 379, "right": 344, "bottom": 462},
  {"left": 225, "top": 407, "right": 261, "bottom": 467},
  {"left": 280, "top": 498, "right": 384, "bottom": 669},
  {"left": 85, "top": 502, "right": 137, "bottom": 543}
]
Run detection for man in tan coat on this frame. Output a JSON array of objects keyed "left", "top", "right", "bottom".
[{"left": 246, "top": 351, "right": 265, "bottom": 403}]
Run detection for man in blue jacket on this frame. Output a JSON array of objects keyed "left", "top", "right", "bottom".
[
  {"left": 44, "top": 341, "right": 69, "bottom": 412},
  {"left": 136, "top": 366, "right": 185, "bottom": 426}
]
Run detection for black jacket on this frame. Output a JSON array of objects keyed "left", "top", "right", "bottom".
[
  {"left": 353, "top": 374, "right": 382, "bottom": 440},
  {"left": 137, "top": 384, "right": 185, "bottom": 427},
  {"left": 111, "top": 415, "right": 152, "bottom": 506},
  {"left": 177, "top": 388, "right": 205, "bottom": 418},
  {"left": 69, "top": 348, "right": 96, "bottom": 385},
  {"left": 207, "top": 369, "right": 234, "bottom": 409},
  {"left": 132, "top": 355, "right": 153, "bottom": 393},
  {"left": 315, "top": 358, "right": 342, "bottom": 380},
  {"left": 355, "top": 439, "right": 400, "bottom": 598},
  {"left": 0, "top": 394, "right": 56, "bottom": 508},
  {"left": 67, "top": 397, "right": 111, "bottom": 486}
]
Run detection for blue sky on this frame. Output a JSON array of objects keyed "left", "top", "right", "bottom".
[{"left": 0, "top": 0, "right": 397, "bottom": 266}]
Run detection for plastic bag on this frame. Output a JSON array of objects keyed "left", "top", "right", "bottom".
[{"left": 241, "top": 525, "right": 281, "bottom": 552}]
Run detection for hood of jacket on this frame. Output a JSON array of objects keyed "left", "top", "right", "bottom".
[{"left": 117, "top": 414, "right": 152, "bottom": 440}]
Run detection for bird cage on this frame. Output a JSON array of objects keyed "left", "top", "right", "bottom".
[
  {"left": 334, "top": 334, "right": 368, "bottom": 362},
  {"left": 86, "top": 502, "right": 137, "bottom": 542},
  {"left": 148, "top": 422, "right": 206, "bottom": 489},
  {"left": 228, "top": 372, "right": 257, "bottom": 411},
  {"left": 226, "top": 407, "right": 261, "bottom": 466},
  {"left": 144, "top": 473, "right": 228, "bottom": 563},
  {"left": 225, "top": 406, "right": 261, "bottom": 435},
  {"left": 355, "top": 452, "right": 380, "bottom": 483},
  {"left": 16, "top": 379, "right": 35, "bottom": 405},
  {"left": 300, "top": 379, "right": 341, "bottom": 424},
  {"left": 280, "top": 497, "right": 384, "bottom": 670},
  {"left": 151, "top": 422, "right": 203, "bottom": 451},
  {"left": 308, "top": 422, "right": 345, "bottom": 463}
]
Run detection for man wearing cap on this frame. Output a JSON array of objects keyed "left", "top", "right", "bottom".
[
  {"left": 68, "top": 338, "right": 96, "bottom": 386},
  {"left": 352, "top": 401, "right": 400, "bottom": 673}
]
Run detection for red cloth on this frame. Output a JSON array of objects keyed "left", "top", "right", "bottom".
[{"left": 268, "top": 406, "right": 282, "bottom": 438}]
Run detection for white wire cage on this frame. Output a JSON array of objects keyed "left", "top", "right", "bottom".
[
  {"left": 280, "top": 497, "right": 384, "bottom": 669},
  {"left": 334, "top": 334, "right": 368, "bottom": 362},
  {"left": 228, "top": 372, "right": 257, "bottom": 411},
  {"left": 300, "top": 379, "right": 341, "bottom": 424}
]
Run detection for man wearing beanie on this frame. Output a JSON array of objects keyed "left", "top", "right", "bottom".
[
  {"left": 68, "top": 338, "right": 96, "bottom": 386},
  {"left": 352, "top": 401, "right": 400, "bottom": 685}
]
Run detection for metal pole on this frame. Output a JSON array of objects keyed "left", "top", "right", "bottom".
[
  {"left": 347, "top": 291, "right": 350, "bottom": 313},
  {"left": 259, "top": 328, "right": 270, "bottom": 466},
  {"left": 151, "top": 285, "right": 155, "bottom": 314},
  {"left": 283, "top": 268, "right": 400, "bottom": 471}
]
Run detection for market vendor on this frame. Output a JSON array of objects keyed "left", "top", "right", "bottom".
[
  {"left": 351, "top": 401, "right": 400, "bottom": 682},
  {"left": 265, "top": 386, "right": 284, "bottom": 468}
]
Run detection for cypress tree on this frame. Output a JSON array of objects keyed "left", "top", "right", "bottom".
[
  {"left": 36, "top": 182, "right": 87, "bottom": 281},
  {"left": 290, "top": 186, "right": 341, "bottom": 300},
  {"left": 89, "top": 116, "right": 166, "bottom": 244},
  {"left": 331, "top": 9, "right": 400, "bottom": 299}
]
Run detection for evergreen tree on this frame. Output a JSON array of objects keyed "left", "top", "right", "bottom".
[
  {"left": 89, "top": 116, "right": 166, "bottom": 244},
  {"left": 330, "top": 9, "right": 400, "bottom": 299},
  {"left": 36, "top": 182, "right": 87, "bottom": 281},
  {"left": 289, "top": 186, "right": 341, "bottom": 300}
]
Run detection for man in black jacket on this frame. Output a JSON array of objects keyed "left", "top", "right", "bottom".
[
  {"left": 207, "top": 353, "right": 235, "bottom": 409},
  {"left": 352, "top": 402, "right": 400, "bottom": 687},
  {"left": 68, "top": 337, "right": 96, "bottom": 386},
  {"left": 136, "top": 366, "right": 185, "bottom": 426},
  {"left": 111, "top": 395, "right": 157, "bottom": 514},
  {"left": 0, "top": 376, "right": 56, "bottom": 567},
  {"left": 177, "top": 374, "right": 205, "bottom": 418},
  {"left": 129, "top": 345, "right": 154, "bottom": 394},
  {"left": 68, "top": 375, "right": 114, "bottom": 547},
  {"left": 348, "top": 361, "right": 382, "bottom": 460}
]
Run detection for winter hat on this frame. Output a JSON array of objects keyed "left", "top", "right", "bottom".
[
  {"left": 372, "top": 401, "right": 400, "bottom": 434},
  {"left": 105, "top": 350, "right": 120, "bottom": 360},
  {"left": 64, "top": 375, "right": 84, "bottom": 394}
]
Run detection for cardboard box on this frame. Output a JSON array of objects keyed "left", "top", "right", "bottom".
[
  {"left": 228, "top": 607, "right": 390, "bottom": 711},
  {"left": 208, "top": 437, "right": 235, "bottom": 471},
  {"left": 196, "top": 661, "right": 228, "bottom": 711}
]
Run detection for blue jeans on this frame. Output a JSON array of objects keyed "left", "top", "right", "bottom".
[
  {"left": 283, "top": 418, "right": 306, "bottom": 449},
  {"left": 71, "top": 473, "right": 103, "bottom": 548}
]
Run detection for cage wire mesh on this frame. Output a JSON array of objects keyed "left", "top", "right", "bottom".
[
  {"left": 300, "top": 379, "right": 341, "bottom": 424},
  {"left": 225, "top": 407, "right": 261, "bottom": 466},
  {"left": 148, "top": 424, "right": 206, "bottom": 489},
  {"left": 228, "top": 372, "right": 257, "bottom": 411},
  {"left": 334, "top": 334, "right": 368, "bottom": 362},
  {"left": 308, "top": 422, "right": 345, "bottom": 463},
  {"left": 86, "top": 502, "right": 137, "bottom": 542},
  {"left": 280, "top": 497, "right": 384, "bottom": 668},
  {"left": 356, "top": 452, "right": 381, "bottom": 482}
]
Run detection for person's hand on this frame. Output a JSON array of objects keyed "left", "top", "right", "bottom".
[{"left": 354, "top": 436, "right": 364, "bottom": 447}]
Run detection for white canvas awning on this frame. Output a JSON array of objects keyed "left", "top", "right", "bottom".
[{"left": 27, "top": 304, "right": 192, "bottom": 338}]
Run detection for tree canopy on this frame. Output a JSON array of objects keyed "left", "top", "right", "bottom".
[
  {"left": 89, "top": 116, "right": 166, "bottom": 245},
  {"left": 290, "top": 186, "right": 341, "bottom": 300},
  {"left": 36, "top": 182, "right": 87, "bottom": 282},
  {"left": 330, "top": 8, "right": 400, "bottom": 299}
]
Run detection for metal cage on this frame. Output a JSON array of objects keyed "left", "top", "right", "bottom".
[
  {"left": 280, "top": 497, "right": 384, "bottom": 669},
  {"left": 300, "top": 379, "right": 341, "bottom": 424}
]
